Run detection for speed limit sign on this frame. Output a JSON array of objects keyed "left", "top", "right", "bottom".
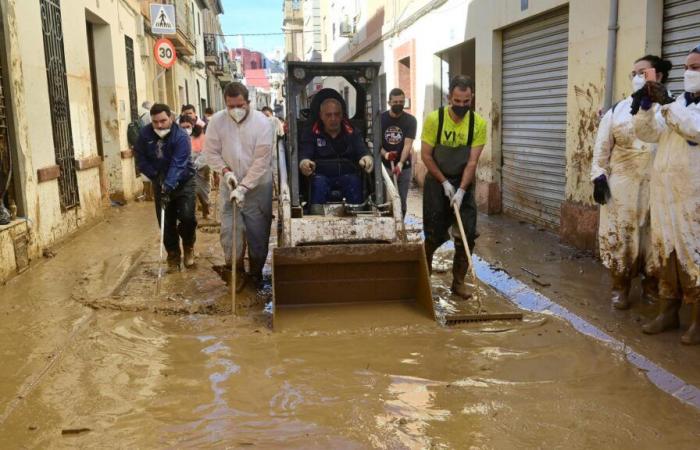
[{"left": 153, "top": 38, "right": 176, "bottom": 69}]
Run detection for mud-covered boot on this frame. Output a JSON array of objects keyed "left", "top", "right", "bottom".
[
  {"left": 611, "top": 273, "right": 631, "bottom": 310},
  {"left": 450, "top": 243, "right": 472, "bottom": 300},
  {"left": 642, "top": 297, "right": 680, "bottom": 334},
  {"left": 424, "top": 240, "right": 440, "bottom": 275},
  {"left": 641, "top": 275, "right": 659, "bottom": 304},
  {"left": 183, "top": 245, "right": 195, "bottom": 268},
  {"left": 681, "top": 302, "right": 700, "bottom": 345},
  {"left": 166, "top": 251, "right": 180, "bottom": 273},
  {"left": 212, "top": 264, "right": 246, "bottom": 293}
]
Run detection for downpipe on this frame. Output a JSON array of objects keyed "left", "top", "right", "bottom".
[{"left": 603, "top": 0, "right": 620, "bottom": 112}]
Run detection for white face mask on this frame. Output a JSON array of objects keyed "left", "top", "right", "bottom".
[
  {"left": 155, "top": 128, "right": 170, "bottom": 138},
  {"left": 184, "top": 127, "right": 193, "bottom": 136},
  {"left": 632, "top": 74, "right": 646, "bottom": 92},
  {"left": 229, "top": 107, "right": 247, "bottom": 123},
  {"left": 684, "top": 70, "right": 700, "bottom": 93}
]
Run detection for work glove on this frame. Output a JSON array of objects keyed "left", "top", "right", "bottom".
[
  {"left": 299, "top": 159, "right": 316, "bottom": 176},
  {"left": 223, "top": 170, "right": 238, "bottom": 189},
  {"left": 160, "top": 185, "right": 171, "bottom": 209},
  {"left": 392, "top": 162, "right": 403, "bottom": 176},
  {"left": 384, "top": 151, "right": 398, "bottom": 162},
  {"left": 442, "top": 180, "right": 456, "bottom": 201},
  {"left": 630, "top": 87, "right": 651, "bottom": 115},
  {"left": 229, "top": 185, "right": 247, "bottom": 207},
  {"left": 593, "top": 175, "right": 611, "bottom": 205},
  {"left": 359, "top": 155, "right": 374, "bottom": 173},
  {"left": 451, "top": 187, "right": 465, "bottom": 210},
  {"left": 647, "top": 81, "right": 674, "bottom": 105}
]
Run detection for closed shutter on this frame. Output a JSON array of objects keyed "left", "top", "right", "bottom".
[
  {"left": 501, "top": 7, "right": 569, "bottom": 228},
  {"left": 663, "top": 0, "right": 700, "bottom": 94}
]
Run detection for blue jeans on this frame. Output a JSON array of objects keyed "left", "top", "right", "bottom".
[{"left": 311, "top": 173, "right": 363, "bottom": 204}]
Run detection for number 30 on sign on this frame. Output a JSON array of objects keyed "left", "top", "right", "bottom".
[{"left": 154, "top": 38, "right": 176, "bottom": 69}]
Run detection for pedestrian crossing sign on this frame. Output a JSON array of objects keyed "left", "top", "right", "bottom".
[{"left": 150, "top": 4, "right": 176, "bottom": 35}]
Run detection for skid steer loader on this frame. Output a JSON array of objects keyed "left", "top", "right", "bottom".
[{"left": 272, "top": 62, "right": 435, "bottom": 328}]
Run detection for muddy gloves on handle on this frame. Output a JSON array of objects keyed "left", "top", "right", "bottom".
[
  {"left": 299, "top": 159, "right": 316, "bottom": 177},
  {"left": 451, "top": 188, "right": 465, "bottom": 210},
  {"left": 593, "top": 174, "right": 611, "bottom": 205},
  {"left": 442, "top": 180, "right": 456, "bottom": 201},
  {"left": 230, "top": 185, "right": 247, "bottom": 207},
  {"left": 630, "top": 82, "right": 674, "bottom": 115},
  {"left": 359, "top": 155, "right": 374, "bottom": 173},
  {"left": 224, "top": 171, "right": 238, "bottom": 189}
]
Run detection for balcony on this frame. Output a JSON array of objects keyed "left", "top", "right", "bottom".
[
  {"left": 140, "top": 0, "right": 195, "bottom": 56},
  {"left": 204, "top": 34, "right": 218, "bottom": 66}
]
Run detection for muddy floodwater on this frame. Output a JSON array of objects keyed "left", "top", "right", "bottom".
[{"left": 1, "top": 202, "right": 700, "bottom": 448}]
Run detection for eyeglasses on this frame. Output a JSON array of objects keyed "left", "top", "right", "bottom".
[{"left": 628, "top": 70, "right": 646, "bottom": 80}]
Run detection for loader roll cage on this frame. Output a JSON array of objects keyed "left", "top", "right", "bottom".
[{"left": 283, "top": 61, "right": 385, "bottom": 213}]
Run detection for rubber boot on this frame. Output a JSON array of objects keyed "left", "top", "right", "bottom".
[
  {"left": 450, "top": 243, "right": 472, "bottom": 300},
  {"left": 611, "top": 273, "right": 631, "bottom": 310},
  {"left": 166, "top": 251, "right": 180, "bottom": 273},
  {"left": 642, "top": 296, "right": 680, "bottom": 334},
  {"left": 681, "top": 302, "right": 700, "bottom": 345},
  {"left": 183, "top": 245, "right": 195, "bottom": 268},
  {"left": 641, "top": 275, "right": 659, "bottom": 305},
  {"left": 212, "top": 264, "right": 246, "bottom": 292}
]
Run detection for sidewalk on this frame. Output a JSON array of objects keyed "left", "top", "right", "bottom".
[{"left": 406, "top": 188, "right": 700, "bottom": 388}]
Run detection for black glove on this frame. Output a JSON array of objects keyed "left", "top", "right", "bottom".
[
  {"left": 647, "top": 81, "right": 674, "bottom": 105},
  {"left": 593, "top": 175, "right": 611, "bottom": 205},
  {"left": 160, "top": 186, "right": 171, "bottom": 209},
  {"left": 630, "top": 87, "right": 650, "bottom": 115}
]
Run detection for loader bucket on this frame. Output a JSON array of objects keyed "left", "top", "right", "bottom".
[{"left": 271, "top": 243, "right": 435, "bottom": 329}]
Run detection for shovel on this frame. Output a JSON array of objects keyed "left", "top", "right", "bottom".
[
  {"left": 231, "top": 200, "right": 238, "bottom": 315},
  {"left": 390, "top": 161, "right": 399, "bottom": 188},
  {"left": 155, "top": 206, "right": 165, "bottom": 297}
]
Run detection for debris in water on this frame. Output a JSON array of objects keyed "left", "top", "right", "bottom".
[
  {"left": 61, "top": 428, "right": 91, "bottom": 435},
  {"left": 532, "top": 278, "right": 551, "bottom": 287},
  {"left": 42, "top": 249, "right": 56, "bottom": 258},
  {"left": 520, "top": 267, "right": 539, "bottom": 277}
]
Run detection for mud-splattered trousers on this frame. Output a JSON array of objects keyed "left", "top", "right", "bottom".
[
  {"left": 192, "top": 153, "right": 211, "bottom": 214},
  {"left": 154, "top": 176, "right": 197, "bottom": 255},
  {"left": 219, "top": 179, "right": 273, "bottom": 279},
  {"left": 634, "top": 95, "right": 700, "bottom": 303},
  {"left": 591, "top": 96, "right": 655, "bottom": 278}
]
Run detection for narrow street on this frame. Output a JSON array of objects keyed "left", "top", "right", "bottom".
[{"left": 1, "top": 192, "right": 699, "bottom": 448}]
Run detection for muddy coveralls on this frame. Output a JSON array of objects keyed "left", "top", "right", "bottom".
[
  {"left": 422, "top": 107, "right": 481, "bottom": 297},
  {"left": 634, "top": 93, "right": 700, "bottom": 344},
  {"left": 190, "top": 133, "right": 211, "bottom": 219},
  {"left": 591, "top": 97, "right": 656, "bottom": 309}
]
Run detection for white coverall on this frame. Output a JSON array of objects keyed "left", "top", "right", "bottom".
[
  {"left": 591, "top": 97, "right": 655, "bottom": 277},
  {"left": 634, "top": 95, "right": 700, "bottom": 301},
  {"left": 204, "top": 109, "right": 273, "bottom": 277}
]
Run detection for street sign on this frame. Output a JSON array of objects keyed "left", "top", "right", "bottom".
[
  {"left": 154, "top": 38, "right": 177, "bottom": 69},
  {"left": 150, "top": 4, "right": 176, "bottom": 35}
]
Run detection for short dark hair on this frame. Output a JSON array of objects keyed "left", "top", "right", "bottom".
[
  {"left": 261, "top": 106, "right": 273, "bottom": 113},
  {"left": 388, "top": 88, "right": 405, "bottom": 101},
  {"left": 635, "top": 55, "right": 673, "bottom": 84},
  {"left": 178, "top": 115, "right": 195, "bottom": 126},
  {"left": 181, "top": 104, "right": 196, "bottom": 113},
  {"left": 224, "top": 82, "right": 249, "bottom": 101},
  {"left": 204, "top": 107, "right": 214, "bottom": 115},
  {"left": 448, "top": 75, "right": 475, "bottom": 94},
  {"left": 150, "top": 103, "right": 171, "bottom": 117}
]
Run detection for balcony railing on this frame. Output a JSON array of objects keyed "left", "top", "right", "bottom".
[{"left": 204, "top": 34, "right": 218, "bottom": 65}]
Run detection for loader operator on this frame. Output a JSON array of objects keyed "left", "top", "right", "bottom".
[
  {"left": 421, "top": 75, "right": 487, "bottom": 299},
  {"left": 299, "top": 89, "right": 374, "bottom": 210}
]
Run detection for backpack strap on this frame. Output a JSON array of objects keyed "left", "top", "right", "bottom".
[
  {"left": 436, "top": 106, "right": 444, "bottom": 146},
  {"left": 467, "top": 109, "right": 475, "bottom": 148}
]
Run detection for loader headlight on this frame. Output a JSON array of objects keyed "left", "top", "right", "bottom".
[
  {"left": 293, "top": 67, "right": 306, "bottom": 80},
  {"left": 364, "top": 67, "right": 375, "bottom": 80}
]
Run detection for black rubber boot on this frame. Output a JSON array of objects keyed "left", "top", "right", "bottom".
[
  {"left": 681, "top": 302, "right": 700, "bottom": 345},
  {"left": 642, "top": 296, "right": 680, "bottom": 334},
  {"left": 213, "top": 264, "right": 246, "bottom": 292},
  {"left": 611, "top": 273, "right": 631, "bottom": 310},
  {"left": 166, "top": 251, "right": 180, "bottom": 273},
  {"left": 450, "top": 242, "right": 472, "bottom": 300}
]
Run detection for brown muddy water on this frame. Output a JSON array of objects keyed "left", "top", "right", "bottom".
[{"left": 1, "top": 202, "right": 699, "bottom": 448}]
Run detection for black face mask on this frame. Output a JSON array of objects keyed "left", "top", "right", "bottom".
[
  {"left": 390, "top": 104, "right": 404, "bottom": 114},
  {"left": 452, "top": 104, "right": 471, "bottom": 118}
]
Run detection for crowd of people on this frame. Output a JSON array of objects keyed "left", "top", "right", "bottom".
[{"left": 131, "top": 45, "right": 700, "bottom": 346}]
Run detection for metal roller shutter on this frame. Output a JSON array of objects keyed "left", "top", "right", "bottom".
[
  {"left": 501, "top": 7, "right": 569, "bottom": 228},
  {"left": 663, "top": 0, "right": 700, "bottom": 94}
]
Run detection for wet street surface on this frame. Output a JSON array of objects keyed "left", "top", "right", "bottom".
[{"left": 1, "top": 195, "right": 700, "bottom": 448}]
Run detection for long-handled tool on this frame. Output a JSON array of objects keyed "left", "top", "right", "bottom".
[
  {"left": 231, "top": 200, "right": 238, "bottom": 315},
  {"left": 390, "top": 161, "right": 399, "bottom": 188},
  {"left": 155, "top": 206, "right": 166, "bottom": 297},
  {"left": 446, "top": 203, "right": 523, "bottom": 324}
]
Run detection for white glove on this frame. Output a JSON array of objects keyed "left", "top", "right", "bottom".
[
  {"left": 442, "top": 180, "right": 455, "bottom": 201},
  {"left": 359, "top": 155, "right": 374, "bottom": 173},
  {"left": 299, "top": 159, "right": 316, "bottom": 176},
  {"left": 224, "top": 171, "right": 238, "bottom": 189},
  {"left": 451, "top": 187, "right": 465, "bottom": 210},
  {"left": 229, "top": 185, "right": 247, "bottom": 207}
]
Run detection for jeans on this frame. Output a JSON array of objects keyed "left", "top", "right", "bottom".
[
  {"left": 310, "top": 173, "right": 363, "bottom": 204},
  {"left": 154, "top": 176, "right": 197, "bottom": 255}
]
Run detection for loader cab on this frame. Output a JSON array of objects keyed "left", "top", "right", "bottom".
[{"left": 283, "top": 62, "right": 386, "bottom": 218}]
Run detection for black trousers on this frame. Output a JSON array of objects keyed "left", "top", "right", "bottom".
[
  {"left": 154, "top": 177, "right": 197, "bottom": 255},
  {"left": 423, "top": 175, "right": 477, "bottom": 252}
]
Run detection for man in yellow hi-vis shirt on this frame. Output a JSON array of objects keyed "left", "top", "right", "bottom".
[{"left": 421, "top": 75, "right": 487, "bottom": 299}]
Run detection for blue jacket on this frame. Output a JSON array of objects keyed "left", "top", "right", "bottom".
[
  {"left": 134, "top": 123, "right": 194, "bottom": 191},
  {"left": 299, "top": 122, "right": 369, "bottom": 177}
]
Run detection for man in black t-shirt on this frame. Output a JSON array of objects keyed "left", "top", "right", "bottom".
[{"left": 381, "top": 88, "right": 417, "bottom": 218}]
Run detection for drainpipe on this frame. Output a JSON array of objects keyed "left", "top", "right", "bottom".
[{"left": 603, "top": 0, "right": 620, "bottom": 112}]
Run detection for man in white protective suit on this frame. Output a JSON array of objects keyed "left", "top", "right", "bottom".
[{"left": 634, "top": 45, "right": 700, "bottom": 345}]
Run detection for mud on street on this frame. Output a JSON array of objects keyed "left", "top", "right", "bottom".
[{"left": 1, "top": 192, "right": 699, "bottom": 448}]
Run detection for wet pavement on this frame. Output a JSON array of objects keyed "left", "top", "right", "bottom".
[{"left": 1, "top": 193, "right": 699, "bottom": 448}]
